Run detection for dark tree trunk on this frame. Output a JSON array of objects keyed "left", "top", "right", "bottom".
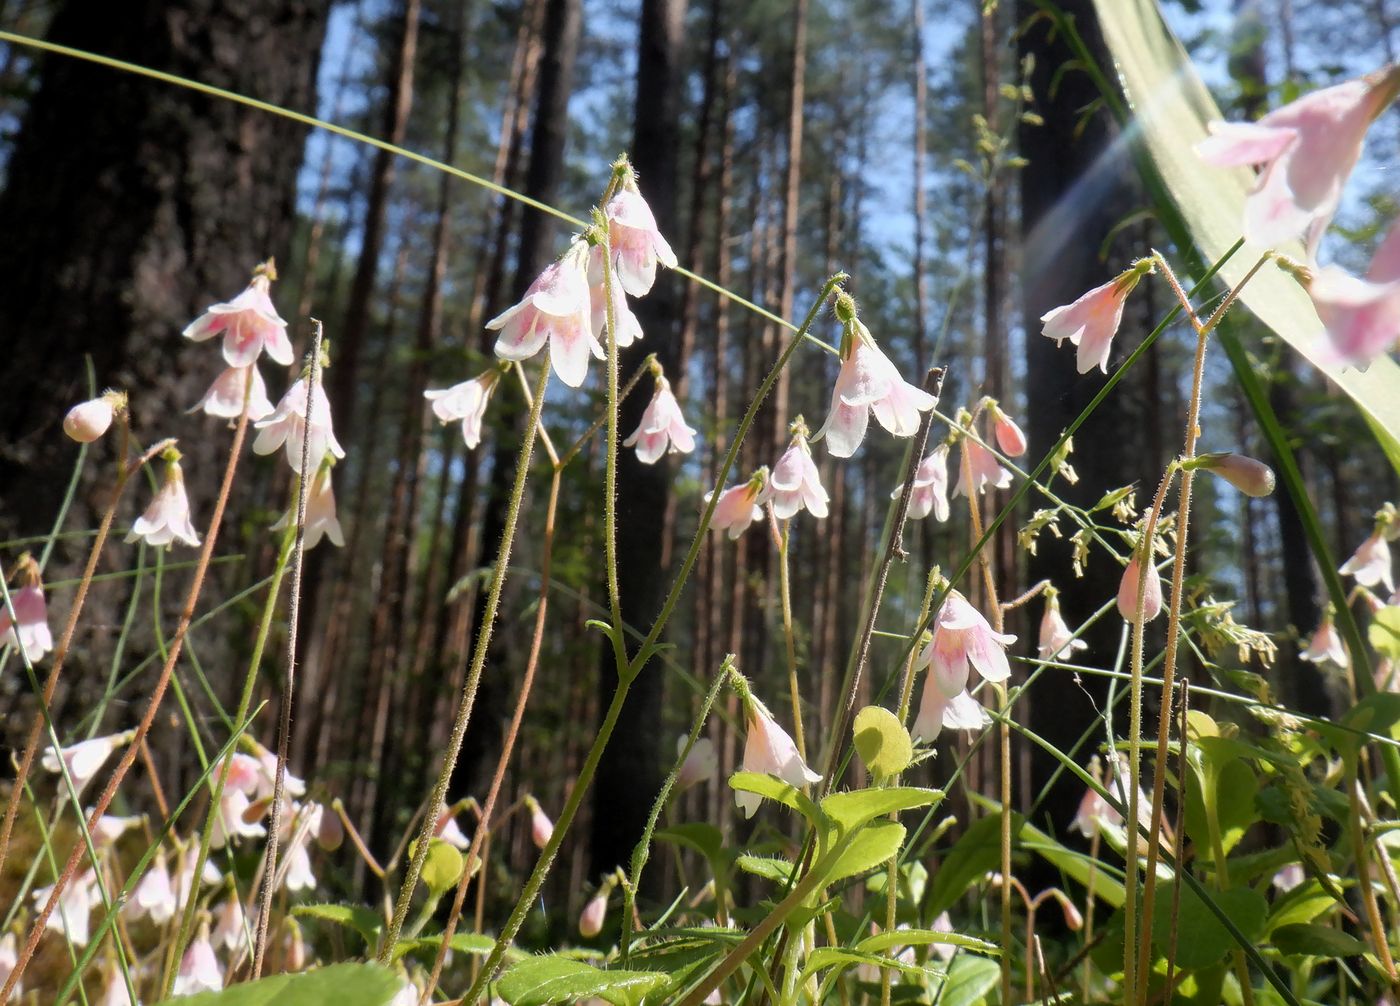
[
  {"left": 1017, "top": 0, "right": 1159, "bottom": 839},
  {"left": 590, "top": 0, "right": 687, "bottom": 882},
  {"left": 0, "top": 0, "right": 328, "bottom": 541}
]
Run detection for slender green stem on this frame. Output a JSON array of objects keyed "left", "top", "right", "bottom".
[
  {"left": 771, "top": 513, "right": 806, "bottom": 759},
  {"left": 599, "top": 231, "right": 627, "bottom": 669},
  {"left": 378, "top": 355, "right": 551, "bottom": 961},
  {"left": 620, "top": 658, "right": 730, "bottom": 964}
]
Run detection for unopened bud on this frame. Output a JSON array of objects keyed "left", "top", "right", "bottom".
[
  {"left": 1117, "top": 554, "right": 1163, "bottom": 623},
  {"left": 579, "top": 891, "right": 608, "bottom": 937},
  {"left": 1194, "top": 453, "right": 1276, "bottom": 497},
  {"left": 63, "top": 394, "right": 119, "bottom": 443}
]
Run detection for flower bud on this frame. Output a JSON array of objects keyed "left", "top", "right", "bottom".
[
  {"left": 526, "top": 797, "right": 554, "bottom": 850},
  {"left": 578, "top": 891, "right": 608, "bottom": 938},
  {"left": 1195, "top": 453, "right": 1276, "bottom": 497},
  {"left": 1117, "top": 554, "right": 1163, "bottom": 623},
  {"left": 63, "top": 396, "right": 116, "bottom": 443}
]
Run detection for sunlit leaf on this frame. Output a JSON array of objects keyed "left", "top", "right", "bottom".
[
  {"left": 495, "top": 956, "right": 666, "bottom": 1006},
  {"left": 154, "top": 963, "right": 398, "bottom": 1006}
]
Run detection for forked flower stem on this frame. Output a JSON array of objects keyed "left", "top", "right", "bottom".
[
  {"left": 1, "top": 402, "right": 252, "bottom": 1006},
  {"left": 460, "top": 277, "right": 847, "bottom": 1006},
  {"left": 377, "top": 354, "right": 552, "bottom": 961}
]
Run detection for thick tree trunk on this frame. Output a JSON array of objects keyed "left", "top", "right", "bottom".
[
  {"left": 590, "top": 0, "right": 687, "bottom": 881},
  {"left": 0, "top": 0, "right": 328, "bottom": 541}
]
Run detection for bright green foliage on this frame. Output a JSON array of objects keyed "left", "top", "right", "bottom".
[{"left": 152, "top": 964, "right": 399, "bottom": 1006}]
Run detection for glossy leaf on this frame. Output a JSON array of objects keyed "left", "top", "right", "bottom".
[
  {"left": 495, "top": 956, "right": 667, "bottom": 1006},
  {"left": 153, "top": 963, "right": 398, "bottom": 1006}
]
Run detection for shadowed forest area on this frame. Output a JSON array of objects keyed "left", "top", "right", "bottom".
[{"left": 2, "top": 0, "right": 1400, "bottom": 1003}]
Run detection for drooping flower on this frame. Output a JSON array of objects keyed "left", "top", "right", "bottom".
[
  {"left": 1300, "top": 611, "right": 1347, "bottom": 667},
  {"left": 676, "top": 735, "right": 718, "bottom": 791},
  {"left": 526, "top": 797, "right": 554, "bottom": 850},
  {"left": 183, "top": 261, "right": 293, "bottom": 368},
  {"left": 130, "top": 853, "right": 177, "bottom": 924},
  {"left": 1195, "top": 67, "right": 1400, "bottom": 252},
  {"left": 210, "top": 785, "right": 266, "bottom": 849},
  {"left": 63, "top": 391, "right": 123, "bottom": 443},
  {"left": 1272, "top": 863, "right": 1306, "bottom": 893},
  {"left": 953, "top": 437, "right": 1012, "bottom": 498},
  {"left": 425, "top": 370, "right": 500, "bottom": 449},
  {"left": 1, "top": 580, "right": 53, "bottom": 663},
  {"left": 898, "top": 444, "right": 950, "bottom": 522},
  {"left": 213, "top": 895, "right": 248, "bottom": 952},
  {"left": 0, "top": 932, "right": 19, "bottom": 996},
  {"left": 735, "top": 692, "right": 820, "bottom": 819},
  {"left": 989, "top": 404, "right": 1028, "bottom": 457},
  {"left": 603, "top": 183, "right": 678, "bottom": 297},
  {"left": 1307, "top": 217, "right": 1400, "bottom": 366},
  {"left": 191, "top": 364, "right": 274, "bottom": 421},
  {"left": 172, "top": 931, "right": 224, "bottom": 996},
  {"left": 41, "top": 731, "right": 132, "bottom": 793},
  {"left": 1039, "top": 263, "right": 1150, "bottom": 375},
  {"left": 126, "top": 454, "right": 201, "bottom": 548},
  {"left": 254, "top": 377, "right": 346, "bottom": 474},
  {"left": 434, "top": 804, "right": 471, "bottom": 851},
  {"left": 270, "top": 463, "right": 344, "bottom": 550},
  {"left": 587, "top": 244, "right": 644, "bottom": 348},
  {"left": 624, "top": 375, "right": 697, "bottom": 464},
  {"left": 174, "top": 846, "right": 222, "bottom": 906},
  {"left": 705, "top": 469, "right": 767, "bottom": 540},
  {"left": 489, "top": 238, "right": 602, "bottom": 389},
  {"left": 1117, "top": 553, "right": 1163, "bottom": 623},
  {"left": 1070, "top": 755, "right": 1149, "bottom": 839},
  {"left": 579, "top": 890, "right": 609, "bottom": 938},
  {"left": 34, "top": 868, "right": 100, "bottom": 946},
  {"left": 911, "top": 685, "right": 990, "bottom": 743},
  {"left": 390, "top": 977, "right": 425, "bottom": 1006},
  {"left": 817, "top": 320, "right": 936, "bottom": 458},
  {"left": 1038, "top": 592, "right": 1088, "bottom": 661},
  {"left": 1340, "top": 530, "right": 1394, "bottom": 594},
  {"left": 1195, "top": 452, "right": 1277, "bottom": 497},
  {"left": 761, "top": 422, "right": 828, "bottom": 519},
  {"left": 92, "top": 813, "right": 141, "bottom": 847},
  {"left": 918, "top": 591, "right": 1017, "bottom": 698}
]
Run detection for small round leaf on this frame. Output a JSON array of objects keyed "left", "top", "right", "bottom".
[{"left": 853, "top": 706, "right": 913, "bottom": 778}]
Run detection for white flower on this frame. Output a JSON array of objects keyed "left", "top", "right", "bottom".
[
  {"left": 172, "top": 933, "right": 223, "bottom": 995},
  {"left": 425, "top": 371, "right": 499, "bottom": 449},
  {"left": 490, "top": 239, "right": 602, "bottom": 389},
  {"left": 34, "top": 868, "right": 100, "bottom": 946},
  {"left": 183, "top": 266, "right": 292, "bottom": 368},
  {"left": 191, "top": 364, "right": 274, "bottom": 421},
  {"left": 604, "top": 184, "right": 678, "bottom": 296},
  {"left": 126, "top": 458, "right": 200, "bottom": 548},
  {"left": 623, "top": 376, "right": 697, "bottom": 464},
  {"left": 1340, "top": 531, "right": 1394, "bottom": 594},
  {"left": 762, "top": 430, "right": 828, "bottom": 519},
  {"left": 735, "top": 695, "right": 820, "bottom": 818},
  {"left": 130, "top": 854, "right": 177, "bottom": 924},
  {"left": 1038, "top": 594, "right": 1087, "bottom": 660},
  {"left": 41, "top": 731, "right": 131, "bottom": 793},
  {"left": 270, "top": 464, "right": 344, "bottom": 549},
  {"left": 897, "top": 445, "right": 950, "bottom": 522},
  {"left": 254, "top": 378, "right": 346, "bottom": 474}
]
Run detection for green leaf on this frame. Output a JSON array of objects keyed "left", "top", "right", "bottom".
[
  {"left": 853, "top": 706, "right": 914, "bottom": 777},
  {"left": 495, "top": 956, "right": 667, "bottom": 1006},
  {"left": 1091, "top": 0, "right": 1400, "bottom": 466},
  {"left": 1014, "top": 819, "right": 1127, "bottom": 909},
  {"left": 291, "top": 904, "right": 384, "bottom": 947},
  {"left": 727, "top": 771, "right": 824, "bottom": 824},
  {"left": 858, "top": 928, "right": 999, "bottom": 957},
  {"left": 938, "top": 955, "right": 1001, "bottom": 1006},
  {"left": 1265, "top": 882, "right": 1341, "bottom": 935},
  {"left": 735, "top": 854, "right": 795, "bottom": 885},
  {"left": 154, "top": 963, "right": 398, "bottom": 1006},
  {"left": 799, "top": 946, "right": 942, "bottom": 989},
  {"left": 421, "top": 838, "right": 465, "bottom": 896},
  {"left": 1151, "top": 885, "right": 1267, "bottom": 970},
  {"left": 656, "top": 822, "right": 724, "bottom": 863},
  {"left": 391, "top": 931, "right": 497, "bottom": 963},
  {"left": 1271, "top": 923, "right": 1371, "bottom": 959},
  {"left": 820, "top": 787, "right": 942, "bottom": 834},
  {"left": 820, "top": 821, "right": 906, "bottom": 886},
  {"left": 1371, "top": 606, "right": 1400, "bottom": 662}
]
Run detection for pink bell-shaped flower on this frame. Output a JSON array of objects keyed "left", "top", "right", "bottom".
[
  {"left": 1340, "top": 530, "right": 1394, "bottom": 594},
  {"left": 184, "top": 261, "right": 293, "bottom": 368},
  {"left": 953, "top": 437, "right": 1012, "bottom": 498},
  {"left": 760, "top": 422, "right": 828, "bottom": 519},
  {"left": 912, "top": 684, "right": 990, "bottom": 743},
  {"left": 989, "top": 404, "right": 1028, "bottom": 457},
  {"left": 1038, "top": 591, "right": 1087, "bottom": 660},
  {"left": 604, "top": 183, "right": 678, "bottom": 297},
  {"left": 579, "top": 889, "right": 609, "bottom": 938},
  {"left": 34, "top": 868, "right": 100, "bottom": 946},
  {"left": 918, "top": 591, "right": 1017, "bottom": 697},
  {"left": 1196, "top": 67, "right": 1400, "bottom": 252},
  {"left": 1040, "top": 263, "right": 1149, "bottom": 375},
  {"left": 271, "top": 463, "right": 345, "bottom": 550},
  {"left": 254, "top": 377, "right": 346, "bottom": 474},
  {"left": 526, "top": 796, "right": 554, "bottom": 850},
  {"left": 676, "top": 735, "right": 718, "bottom": 791},
  {"left": 130, "top": 852, "right": 178, "bottom": 924},
  {"left": 705, "top": 469, "right": 767, "bottom": 540},
  {"left": 425, "top": 369, "right": 500, "bottom": 449},
  {"left": 490, "top": 238, "right": 602, "bottom": 389},
  {"left": 127, "top": 453, "right": 201, "bottom": 548},
  {"left": 735, "top": 691, "right": 820, "bottom": 819},
  {"left": 213, "top": 895, "right": 248, "bottom": 952},
  {"left": 191, "top": 364, "right": 274, "bottom": 421},
  {"left": 587, "top": 244, "right": 644, "bottom": 348},
  {"left": 623, "top": 375, "right": 697, "bottom": 464},
  {"left": 1117, "top": 553, "right": 1163, "bottom": 623},
  {"left": 172, "top": 930, "right": 224, "bottom": 995},
  {"left": 1300, "top": 611, "right": 1347, "bottom": 667},
  {"left": 434, "top": 804, "right": 471, "bottom": 850},
  {"left": 817, "top": 320, "right": 936, "bottom": 458},
  {"left": 899, "top": 444, "right": 950, "bottom": 522},
  {"left": 1, "top": 577, "right": 53, "bottom": 664},
  {"left": 1308, "top": 217, "right": 1400, "bottom": 367},
  {"left": 41, "top": 730, "right": 132, "bottom": 793}
]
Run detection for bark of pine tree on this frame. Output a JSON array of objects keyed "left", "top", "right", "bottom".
[{"left": 590, "top": 0, "right": 687, "bottom": 881}]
